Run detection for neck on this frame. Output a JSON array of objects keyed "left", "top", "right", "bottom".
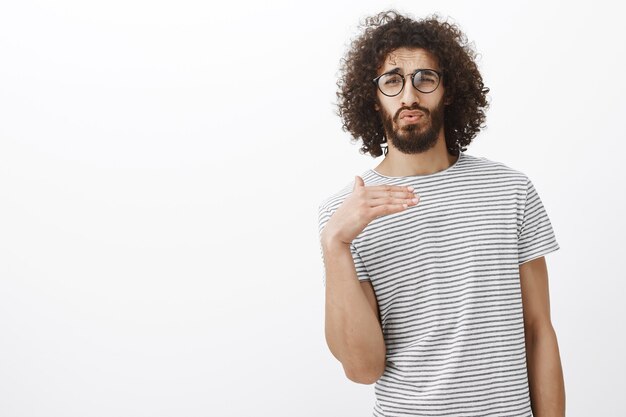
[{"left": 374, "top": 135, "right": 458, "bottom": 177}]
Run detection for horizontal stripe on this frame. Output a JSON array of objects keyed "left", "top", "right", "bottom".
[{"left": 318, "top": 152, "right": 560, "bottom": 416}]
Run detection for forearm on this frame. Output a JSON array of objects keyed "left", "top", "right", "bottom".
[
  {"left": 322, "top": 237, "right": 386, "bottom": 384},
  {"left": 525, "top": 323, "right": 566, "bottom": 417}
]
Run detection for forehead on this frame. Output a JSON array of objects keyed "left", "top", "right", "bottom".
[{"left": 380, "top": 47, "right": 439, "bottom": 72}]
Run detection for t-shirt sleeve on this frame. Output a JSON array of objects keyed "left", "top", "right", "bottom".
[
  {"left": 318, "top": 204, "right": 372, "bottom": 288},
  {"left": 517, "top": 177, "right": 560, "bottom": 265},
  {"left": 349, "top": 242, "right": 371, "bottom": 283}
]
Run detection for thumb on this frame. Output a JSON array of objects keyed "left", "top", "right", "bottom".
[{"left": 353, "top": 175, "right": 364, "bottom": 190}]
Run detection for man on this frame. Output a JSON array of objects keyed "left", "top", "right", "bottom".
[{"left": 317, "top": 10, "right": 565, "bottom": 417}]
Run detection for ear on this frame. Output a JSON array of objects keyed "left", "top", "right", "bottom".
[{"left": 374, "top": 103, "right": 380, "bottom": 111}]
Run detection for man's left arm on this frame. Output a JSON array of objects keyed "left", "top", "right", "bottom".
[{"left": 519, "top": 256, "right": 566, "bottom": 417}]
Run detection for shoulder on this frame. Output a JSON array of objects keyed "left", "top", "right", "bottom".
[
  {"left": 465, "top": 153, "right": 527, "bottom": 177},
  {"left": 463, "top": 153, "right": 530, "bottom": 186}
]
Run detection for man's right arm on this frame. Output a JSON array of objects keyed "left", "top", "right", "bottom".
[{"left": 321, "top": 236, "right": 386, "bottom": 385}]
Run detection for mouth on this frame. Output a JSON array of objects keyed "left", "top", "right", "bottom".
[
  {"left": 400, "top": 110, "right": 424, "bottom": 118},
  {"left": 399, "top": 111, "right": 424, "bottom": 123}
]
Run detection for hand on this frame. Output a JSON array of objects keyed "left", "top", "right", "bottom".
[{"left": 321, "top": 175, "right": 420, "bottom": 246}]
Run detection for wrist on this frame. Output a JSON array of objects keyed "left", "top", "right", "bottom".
[{"left": 321, "top": 230, "right": 350, "bottom": 252}]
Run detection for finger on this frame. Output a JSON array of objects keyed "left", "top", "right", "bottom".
[
  {"left": 367, "top": 184, "right": 417, "bottom": 198},
  {"left": 353, "top": 175, "right": 364, "bottom": 191},
  {"left": 369, "top": 202, "right": 410, "bottom": 218},
  {"left": 368, "top": 184, "right": 414, "bottom": 193},
  {"left": 368, "top": 195, "right": 419, "bottom": 208},
  {"left": 368, "top": 189, "right": 418, "bottom": 200}
]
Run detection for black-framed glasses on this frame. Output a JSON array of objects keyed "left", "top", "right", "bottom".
[{"left": 372, "top": 69, "right": 442, "bottom": 97}]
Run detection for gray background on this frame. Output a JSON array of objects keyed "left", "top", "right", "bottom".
[{"left": 1, "top": 0, "right": 624, "bottom": 416}]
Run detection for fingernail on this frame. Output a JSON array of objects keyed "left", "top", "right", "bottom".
[{"left": 407, "top": 186, "right": 414, "bottom": 191}]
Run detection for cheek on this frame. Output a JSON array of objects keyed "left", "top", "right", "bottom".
[
  {"left": 376, "top": 92, "right": 395, "bottom": 109},
  {"left": 424, "top": 95, "right": 445, "bottom": 111},
  {"left": 374, "top": 93, "right": 384, "bottom": 111},
  {"left": 377, "top": 97, "right": 398, "bottom": 115}
]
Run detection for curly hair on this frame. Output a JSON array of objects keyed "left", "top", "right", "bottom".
[{"left": 336, "top": 10, "right": 490, "bottom": 157}]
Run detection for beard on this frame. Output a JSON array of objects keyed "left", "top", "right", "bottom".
[{"left": 380, "top": 99, "right": 445, "bottom": 154}]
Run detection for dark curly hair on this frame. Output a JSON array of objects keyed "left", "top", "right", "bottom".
[{"left": 336, "top": 10, "right": 490, "bottom": 157}]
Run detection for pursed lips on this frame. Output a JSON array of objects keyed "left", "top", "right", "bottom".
[{"left": 400, "top": 110, "right": 425, "bottom": 119}]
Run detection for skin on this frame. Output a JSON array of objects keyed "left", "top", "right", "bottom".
[
  {"left": 519, "top": 256, "right": 566, "bottom": 416},
  {"left": 373, "top": 47, "right": 457, "bottom": 177},
  {"left": 363, "top": 47, "right": 566, "bottom": 415}
]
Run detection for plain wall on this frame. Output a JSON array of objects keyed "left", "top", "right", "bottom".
[{"left": 1, "top": 1, "right": 624, "bottom": 416}]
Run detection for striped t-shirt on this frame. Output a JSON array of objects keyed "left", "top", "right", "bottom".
[{"left": 317, "top": 151, "right": 560, "bottom": 417}]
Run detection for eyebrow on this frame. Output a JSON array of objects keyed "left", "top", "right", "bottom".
[{"left": 384, "top": 67, "right": 440, "bottom": 75}]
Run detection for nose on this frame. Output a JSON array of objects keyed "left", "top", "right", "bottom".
[{"left": 400, "top": 78, "right": 421, "bottom": 107}]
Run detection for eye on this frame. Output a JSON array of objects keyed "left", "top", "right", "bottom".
[
  {"left": 380, "top": 73, "right": 403, "bottom": 85},
  {"left": 418, "top": 71, "right": 438, "bottom": 81}
]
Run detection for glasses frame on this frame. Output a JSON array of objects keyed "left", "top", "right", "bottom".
[{"left": 372, "top": 68, "right": 443, "bottom": 97}]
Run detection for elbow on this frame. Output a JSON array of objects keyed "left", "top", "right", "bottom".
[
  {"left": 344, "top": 360, "right": 386, "bottom": 385},
  {"left": 524, "top": 318, "right": 556, "bottom": 341}
]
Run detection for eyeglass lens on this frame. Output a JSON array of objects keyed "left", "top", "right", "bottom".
[{"left": 377, "top": 70, "right": 440, "bottom": 96}]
